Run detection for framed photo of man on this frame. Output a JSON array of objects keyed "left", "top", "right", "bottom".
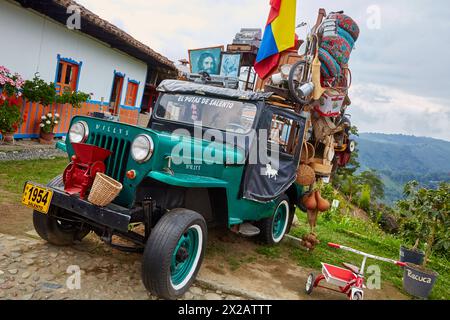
[
  {"left": 188, "top": 46, "right": 224, "bottom": 75},
  {"left": 219, "top": 53, "right": 242, "bottom": 78}
]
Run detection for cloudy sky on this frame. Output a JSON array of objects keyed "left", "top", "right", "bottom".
[{"left": 77, "top": 0, "right": 450, "bottom": 141}]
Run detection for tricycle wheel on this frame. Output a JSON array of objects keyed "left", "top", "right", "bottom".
[
  {"left": 33, "top": 206, "right": 90, "bottom": 246},
  {"left": 141, "top": 208, "right": 207, "bottom": 300},
  {"left": 305, "top": 273, "right": 315, "bottom": 295},
  {"left": 257, "top": 194, "right": 290, "bottom": 245},
  {"left": 351, "top": 290, "right": 363, "bottom": 300}
]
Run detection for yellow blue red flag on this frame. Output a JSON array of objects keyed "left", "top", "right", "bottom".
[{"left": 255, "top": 0, "right": 297, "bottom": 79}]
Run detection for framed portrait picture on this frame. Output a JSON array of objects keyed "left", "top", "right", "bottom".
[
  {"left": 219, "top": 53, "right": 242, "bottom": 78},
  {"left": 188, "top": 46, "right": 224, "bottom": 75}
]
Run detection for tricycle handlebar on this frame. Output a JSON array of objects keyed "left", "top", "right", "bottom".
[
  {"left": 327, "top": 242, "right": 405, "bottom": 267},
  {"left": 328, "top": 242, "right": 341, "bottom": 248}
]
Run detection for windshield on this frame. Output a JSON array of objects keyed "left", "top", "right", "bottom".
[{"left": 155, "top": 94, "right": 257, "bottom": 134}]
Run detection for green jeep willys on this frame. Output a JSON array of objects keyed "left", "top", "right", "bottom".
[{"left": 24, "top": 79, "right": 306, "bottom": 299}]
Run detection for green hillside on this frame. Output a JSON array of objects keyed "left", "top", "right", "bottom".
[{"left": 355, "top": 133, "right": 450, "bottom": 203}]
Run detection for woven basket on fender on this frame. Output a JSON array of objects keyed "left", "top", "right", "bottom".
[
  {"left": 88, "top": 172, "right": 123, "bottom": 207},
  {"left": 296, "top": 164, "right": 316, "bottom": 186}
]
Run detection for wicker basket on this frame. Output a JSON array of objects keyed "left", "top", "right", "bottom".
[
  {"left": 88, "top": 172, "right": 123, "bottom": 207},
  {"left": 296, "top": 164, "right": 316, "bottom": 186},
  {"left": 300, "top": 142, "right": 315, "bottom": 164}
]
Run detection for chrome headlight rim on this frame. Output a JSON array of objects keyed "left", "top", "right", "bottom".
[
  {"left": 131, "top": 134, "right": 154, "bottom": 163},
  {"left": 69, "top": 120, "right": 89, "bottom": 143}
]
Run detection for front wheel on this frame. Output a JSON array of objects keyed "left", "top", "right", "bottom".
[
  {"left": 141, "top": 208, "right": 207, "bottom": 299},
  {"left": 33, "top": 206, "right": 90, "bottom": 246},
  {"left": 305, "top": 273, "right": 315, "bottom": 295},
  {"left": 258, "top": 194, "right": 290, "bottom": 245}
]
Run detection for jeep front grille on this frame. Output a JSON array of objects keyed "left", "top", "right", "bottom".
[{"left": 87, "top": 133, "right": 131, "bottom": 182}]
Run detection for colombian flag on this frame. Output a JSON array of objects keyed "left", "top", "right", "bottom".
[{"left": 255, "top": 0, "right": 297, "bottom": 79}]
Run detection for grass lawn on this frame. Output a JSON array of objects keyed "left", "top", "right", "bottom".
[
  {"left": 0, "top": 157, "right": 68, "bottom": 202},
  {"left": 290, "top": 210, "right": 450, "bottom": 300}
]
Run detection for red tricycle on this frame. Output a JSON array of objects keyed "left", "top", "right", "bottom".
[{"left": 305, "top": 242, "right": 406, "bottom": 300}]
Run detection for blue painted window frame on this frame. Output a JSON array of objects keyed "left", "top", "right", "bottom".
[
  {"left": 109, "top": 70, "right": 126, "bottom": 108},
  {"left": 54, "top": 54, "right": 83, "bottom": 93}
]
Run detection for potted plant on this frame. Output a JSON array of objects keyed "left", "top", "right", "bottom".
[
  {"left": 0, "top": 65, "right": 24, "bottom": 97},
  {"left": 397, "top": 181, "right": 449, "bottom": 299},
  {"left": 39, "top": 112, "right": 60, "bottom": 144},
  {"left": 0, "top": 96, "right": 23, "bottom": 144},
  {"left": 57, "top": 88, "right": 90, "bottom": 108},
  {"left": 22, "top": 73, "right": 57, "bottom": 107}
]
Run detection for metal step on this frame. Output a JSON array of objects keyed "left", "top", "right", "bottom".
[{"left": 238, "top": 223, "right": 260, "bottom": 237}]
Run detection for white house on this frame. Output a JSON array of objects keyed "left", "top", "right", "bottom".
[{"left": 0, "top": 0, "right": 176, "bottom": 138}]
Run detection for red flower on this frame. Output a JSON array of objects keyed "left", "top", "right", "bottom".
[{"left": 7, "top": 96, "right": 19, "bottom": 107}]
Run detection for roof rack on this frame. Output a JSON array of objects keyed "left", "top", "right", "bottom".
[{"left": 183, "top": 72, "right": 240, "bottom": 89}]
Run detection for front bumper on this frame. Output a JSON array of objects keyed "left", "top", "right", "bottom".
[{"left": 47, "top": 184, "right": 139, "bottom": 233}]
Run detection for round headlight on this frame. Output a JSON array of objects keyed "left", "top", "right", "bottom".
[
  {"left": 131, "top": 134, "right": 154, "bottom": 163},
  {"left": 69, "top": 121, "right": 89, "bottom": 143}
]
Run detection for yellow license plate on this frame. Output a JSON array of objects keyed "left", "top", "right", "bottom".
[{"left": 22, "top": 183, "right": 53, "bottom": 214}]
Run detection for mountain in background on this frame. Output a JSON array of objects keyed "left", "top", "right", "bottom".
[{"left": 355, "top": 133, "right": 450, "bottom": 203}]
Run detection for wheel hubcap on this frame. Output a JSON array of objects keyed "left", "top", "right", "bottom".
[
  {"left": 170, "top": 226, "right": 200, "bottom": 287},
  {"left": 272, "top": 202, "right": 288, "bottom": 241}
]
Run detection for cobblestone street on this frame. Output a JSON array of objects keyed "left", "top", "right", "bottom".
[{"left": 0, "top": 233, "right": 242, "bottom": 300}]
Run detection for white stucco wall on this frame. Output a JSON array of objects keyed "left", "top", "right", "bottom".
[{"left": 0, "top": 0, "right": 147, "bottom": 107}]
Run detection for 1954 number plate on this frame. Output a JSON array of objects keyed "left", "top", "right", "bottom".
[{"left": 22, "top": 183, "right": 53, "bottom": 214}]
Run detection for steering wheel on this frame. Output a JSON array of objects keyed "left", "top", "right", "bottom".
[
  {"left": 288, "top": 60, "right": 313, "bottom": 105},
  {"left": 226, "top": 123, "right": 246, "bottom": 133}
]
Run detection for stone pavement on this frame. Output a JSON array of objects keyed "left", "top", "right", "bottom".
[
  {"left": 0, "top": 139, "right": 65, "bottom": 161},
  {"left": 0, "top": 233, "right": 243, "bottom": 300}
]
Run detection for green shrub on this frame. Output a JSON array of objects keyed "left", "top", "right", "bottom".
[{"left": 358, "top": 184, "right": 371, "bottom": 211}]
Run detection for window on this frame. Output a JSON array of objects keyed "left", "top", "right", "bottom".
[
  {"left": 269, "top": 114, "right": 301, "bottom": 155},
  {"left": 155, "top": 94, "right": 257, "bottom": 134},
  {"left": 55, "top": 58, "right": 80, "bottom": 94},
  {"left": 125, "top": 81, "right": 139, "bottom": 106}
]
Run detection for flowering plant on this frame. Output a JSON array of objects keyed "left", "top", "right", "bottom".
[
  {"left": 0, "top": 96, "right": 22, "bottom": 134},
  {"left": 40, "top": 112, "right": 60, "bottom": 134},
  {"left": 22, "top": 73, "right": 56, "bottom": 106},
  {"left": 0, "top": 66, "right": 24, "bottom": 96}
]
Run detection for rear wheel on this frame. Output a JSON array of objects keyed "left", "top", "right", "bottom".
[
  {"left": 305, "top": 273, "right": 315, "bottom": 294},
  {"left": 258, "top": 194, "right": 290, "bottom": 245},
  {"left": 141, "top": 208, "right": 207, "bottom": 299},
  {"left": 33, "top": 206, "right": 90, "bottom": 246}
]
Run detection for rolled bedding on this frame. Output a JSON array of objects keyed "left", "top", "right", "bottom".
[{"left": 319, "top": 12, "right": 359, "bottom": 78}]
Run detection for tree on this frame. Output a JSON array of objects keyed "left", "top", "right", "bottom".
[
  {"left": 397, "top": 181, "right": 450, "bottom": 264},
  {"left": 356, "top": 170, "right": 385, "bottom": 201}
]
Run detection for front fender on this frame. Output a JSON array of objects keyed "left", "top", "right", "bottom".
[
  {"left": 56, "top": 140, "right": 67, "bottom": 153},
  {"left": 147, "top": 171, "right": 228, "bottom": 188}
]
